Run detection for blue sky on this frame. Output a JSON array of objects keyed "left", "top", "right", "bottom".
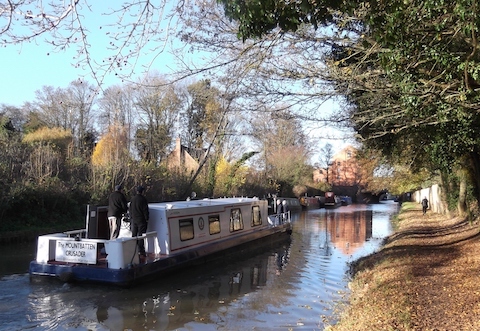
[
  {"left": 0, "top": 2, "right": 180, "bottom": 107},
  {"left": 1, "top": 40, "right": 181, "bottom": 107},
  {"left": 2, "top": 43, "right": 95, "bottom": 106}
]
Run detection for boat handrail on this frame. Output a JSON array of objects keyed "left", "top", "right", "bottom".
[
  {"left": 268, "top": 211, "right": 291, "bottom": 226},
  {"left": 115, "top": 231, "right": 158, "bottom": 242},
  {"left": 63, "top": 229, "right": 86, "bottom": 237}
]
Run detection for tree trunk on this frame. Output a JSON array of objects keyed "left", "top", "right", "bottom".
[
  {"left": 439, "top": 171, "right": 451, "bottom": 218},
  {"left": 469, "top": 149, "right": 480, "bottom": 211},
  {"left": 457, "top": 170, "right": 467, "bottom": 217}
]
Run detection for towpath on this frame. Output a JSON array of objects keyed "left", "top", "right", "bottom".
[{"left": 329, "top": 202, "right": 480, "bottom": 331}]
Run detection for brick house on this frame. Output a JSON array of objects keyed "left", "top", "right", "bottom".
[
  {"left": 313, "top": 145, "right": 362, "bottom": 186},
  {"left": 166, "top": 137, "right": 203, "bottom": 174},
  {"left": 329, "top": 145, "right": 361, "bottom": 186}
]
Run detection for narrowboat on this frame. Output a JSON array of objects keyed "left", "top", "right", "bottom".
[
  {"left": 324, "top": 192, "right": 342, "bottom": 208},
  {"left": 29, "top": 197, "right": 292, "bottom": 286},
  {"left": 266, "top": 197, "right": 302, "bottom": 215},
  {"left": 299, "top": 196, "right": 320, "bottom": 209},
  {"left": 339, "top": 195, "right": 353, "bottom": 206}
]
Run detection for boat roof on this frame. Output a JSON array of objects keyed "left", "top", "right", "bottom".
[{"left": 148, "top": 197, "right": 262, "bottom": 211}]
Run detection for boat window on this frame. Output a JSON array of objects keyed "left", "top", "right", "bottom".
[
  {"left": 251, "top": 205, "right": 262, "bottom": 227},
  {"left": 209, "top": 215, "right": 221, "bottom": 235},
  {"left": 179, "top": 218, "right": 194, "bottom": 241},
  {"left": 229, "top": 208, "right": 244, "bottom": 232}
]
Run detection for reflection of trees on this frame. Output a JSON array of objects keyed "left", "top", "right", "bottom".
[
  {"left": 156, "top": 245, "right": 293, "bottom": 328},
  {"left": 56, "top": 243, "right": 293, "bottom": 330},
  {"left": 326, "top": 211, "right": 373, "bottom": 255}
]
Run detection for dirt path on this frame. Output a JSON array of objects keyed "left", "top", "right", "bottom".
[{"left": 328, "top": 203, "right": 480, "bottom": 331}]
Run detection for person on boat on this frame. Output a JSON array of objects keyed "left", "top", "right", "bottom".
[
  {"left": 130, "top": 186, "right": 150, "bottom": 257},
  {"left": 282, "top": 200, "right": 289, "bottom": 222},
  {"left": 276, "top": 199, "right": 283, "bottom": 213},
  {"left": 274, "top": 199, "right": 283, "bottom": 225},
  {"left": 422, "top": 197, "right": 429, "bottom": 215},
  {"left": 107, "top": 184, "right": 128, "bottom": 240}
]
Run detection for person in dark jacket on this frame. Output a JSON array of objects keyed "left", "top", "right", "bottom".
[
  {"left": 107, "top": 184, "right": 128, "bottom": 240},
  {"left": 130, "top": 186, "right": 149, "bottom": 257},
  {"left": 422, "top": 197, "right": 429, "bottom": 215},
  {"left": 281, "top": 200, "right": 289, "bottom": 222}
]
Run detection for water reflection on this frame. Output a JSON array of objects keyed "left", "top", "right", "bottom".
[
  {"left": 0, "top": 202, "right": 399, "bottom": 330},
  {"left": 326, "top": 210, "right": 373, "bottom": 255},
  {"left": 25, "top": 242, "right": 292, "bottom": 330}
]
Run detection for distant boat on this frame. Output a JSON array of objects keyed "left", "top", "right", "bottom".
[
  {"left": 29, "top": 197, "right": 292, "bottom": 286},
  {"left": 266, "top": 197, "right": 302, "bottom": 215},
  {"left": 299, "top": 196, "right": 320, "bottom": 209},
  {"left": 339, "top": 196, "right": 353, "bottom": 206},
  {"left": 324, "top": 192, "right": 342, "bottom": 208}
]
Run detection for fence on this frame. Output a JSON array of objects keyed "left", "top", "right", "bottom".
[{"left": 412, "top": 184, "right": 447, "bottom": 214}]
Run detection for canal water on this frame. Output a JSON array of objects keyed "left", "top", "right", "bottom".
[{"left": 0, "top": 201, "right": 398, "bottom": 331}]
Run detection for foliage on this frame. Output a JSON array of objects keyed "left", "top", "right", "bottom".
[
  {"left": 90, "top": 124, "right": 131, "bottom": 202},
  {"left": 22, "top": 126, "right": 73, "bottom": 151},
  {"left": 0, "top": 180, "right": 87, "bottom": 232},
  {"left": 292, "top": 184, "right": 308, "bottom": 197},
  {"left": 214, "top": 152, "right": 257, "bottom": 196},
  {"left": 91, "top": 125, "right": 129, "bottom": 168},
  {"left": 269, "top": 145, "right": 313, "bottom": 196},
  {"left": 182, "top": 80, "right": 225, "bottom": 149},
  {"left": 356, "top": 148, "right": 430, "bottom": 195},
  {"left": 216, "top": 0, "right": 480, "bottom": 211},
  {"left": 340, "top": 0, "right": 480, "bottom": 210},
  {"left": 217, "top": 0, "right": 341, "bottom": 40},
  {"left": 213, "top": 157, "right": 235, "bottom": 197}
]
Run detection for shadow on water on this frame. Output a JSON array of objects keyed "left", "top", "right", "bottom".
[
  {"left": 0, "top": 201, "right": 399, "bottom": 330},
  {"left": 0, "top": 242, "right": 36, "bottom": 277}
]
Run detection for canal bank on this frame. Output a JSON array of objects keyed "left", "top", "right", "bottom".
[{"left": 328, "top": 202, "right": 480, "bottom": 331}]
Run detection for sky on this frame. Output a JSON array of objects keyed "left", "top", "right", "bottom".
[
  {"left": 1, "top": 39, "right": 182, "bottom": 107},
  {"left": 0, "top": 2, "right": 353, "bottom": 161},
  {"left": 2, "top": 43, "right": 96, "bottom": 106},
  {"left": 0, "top": 2, "right": 181, "bottom": 107}
]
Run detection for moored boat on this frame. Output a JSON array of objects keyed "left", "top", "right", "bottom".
[
  {"left": 324, "top": 192, "right": 342, "bottom": 208},
  {"left": 29, "top": 197, "right": 292, "bottom": 286},
  {"left": 299, "top": 196, "right": 320, "bottom": 209},
  {"left": 339, "top": 195, "right": 353, "bottom": 206},
  {"left": 266, "top": 197, "right": 302, "bottom": 214}
]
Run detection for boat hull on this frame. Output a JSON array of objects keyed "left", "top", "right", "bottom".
[
  {"left": 324, "top": 192, "right": 342, "bottom": 209},
  {"left": 324, "top": 202, "right": 342, "bottom": 209}
]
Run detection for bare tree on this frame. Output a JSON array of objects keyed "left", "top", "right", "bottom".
[
  {"left": 97, "top": 84, "right": 136, "bottom": 154},
  {"left": 319, "top": 143, "right": 334, "bottom": 184},
  {"left": 25, "top": 81, "right": 96, "bottom": 156},
  {"left": 133, "top": 74, "right": 182, "bottom": 164},
  {"left": 30, "top": 85, "right": 71, "bottom": 129},
  {"left": 2, "top": 1, "right": 352, "bottom": 140},
  {"left": 66, "top": 80, "right": 97, "bottom": 155},
  {"left": 174, "top": 1, "right": 349, "bottom": 127},
  {"left": 1, "top": 1, "right": 187, "bottom": 90}
]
